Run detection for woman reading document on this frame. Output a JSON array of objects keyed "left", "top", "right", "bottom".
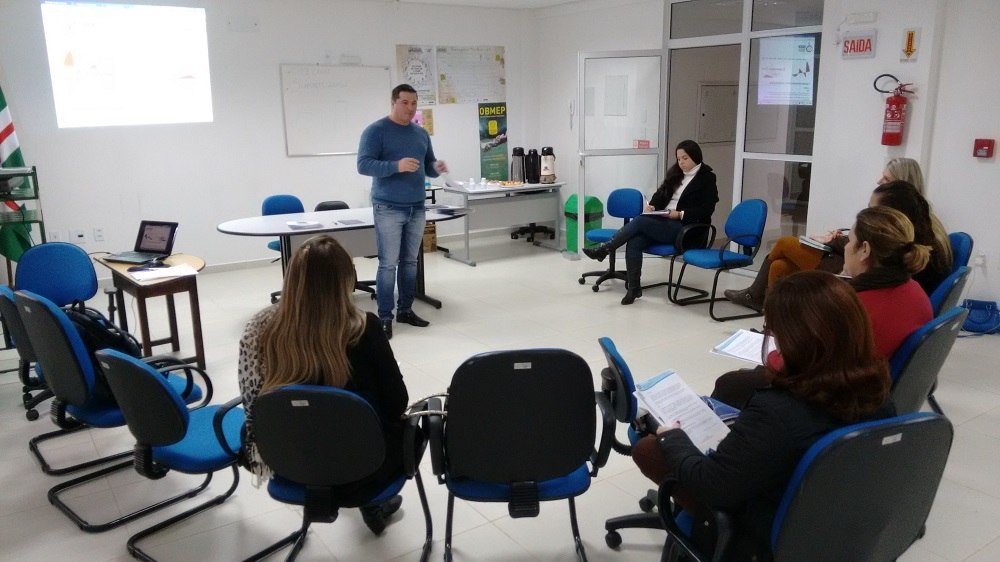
[{"left": 631, "top": 271, "right": 894, "bottom": 559}]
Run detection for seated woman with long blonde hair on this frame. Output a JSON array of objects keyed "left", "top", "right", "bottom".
[{"left": 238, "top": 235, "right": 409, "bottom": 534}]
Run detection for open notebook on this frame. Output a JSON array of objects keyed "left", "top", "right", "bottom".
[{"left": 104, "top": 221, "right": 179, "bottom": 264}]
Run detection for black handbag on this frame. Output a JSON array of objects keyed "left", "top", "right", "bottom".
[{"left": 962, "top": 299, "right": 1000, "bottom": 334}]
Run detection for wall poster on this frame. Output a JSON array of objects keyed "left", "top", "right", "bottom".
[{"left": 478, "top": 102, "right": 508, "bottom": 180}]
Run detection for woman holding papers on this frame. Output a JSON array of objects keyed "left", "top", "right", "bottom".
[
  {"left": 724, "top": 158, "right": 948, "bottom": 311},
  {"left": 713, "top": 207, "right": 934, "bottom": 407},
  {"left": 582, "top": 140, "right": 718, "bottom": 305},
  {"left": 238, "top": 235, "right": 409, "bottom": 534},
  {"left": 632, "top": 271, "right": 894, "bottom": 559}
]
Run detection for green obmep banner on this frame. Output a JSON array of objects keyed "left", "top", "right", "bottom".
[{"left": 478, "top": 103, "right": 508, "bottom": 180}]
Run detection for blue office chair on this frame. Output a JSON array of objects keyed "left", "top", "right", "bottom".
[
  {"left": 668, "top": 199, "right": 768, "bottom": 321},
  {"left": 262, "top": 194, "right": 305, "bottom": 302},
  {"left": 245, "top": 384, "right": 432, "bottom": 561},
  {"left": 889, "top": 306, "right": 968, "bottom": 416},
  {"left": 929, "top": 266, "right": 970, "bottom": 316},
  {"left": 640, "top": 222, "right": 716, "bottom": 293},
  {"left": 949, "top": 231, "right": 973, "bottom": 270},
  {"left": 578, "top": 188, "right": 644, "bottom": 292},
  {"left": 16, "top": 289, "right": 208, "bottom": 532},
  {"left": 95, "top": 348, "right": 243, "bottom": 557},
  {"left": 426, "top": 349, "right": 614, "bottom": 561},
  {"left": 659, "top": 412, "right": 954, "bottom": 561}
]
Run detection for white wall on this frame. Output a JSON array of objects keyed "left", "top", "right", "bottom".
[{"left": 0, "top": 0, "right": 532, "bottom": 272}]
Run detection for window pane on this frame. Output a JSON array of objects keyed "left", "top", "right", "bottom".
[
  {"left": 670, "top": 0, "right": 742, "bottom": 39},
  {"left": 583, "top": 56, "right": 661, "bottom": 151},
  {"left": 745, "top": 34, "right": 820, "bottom": 155},
  {"left": 752, "top": 0, "right": 824, "bottom": 31},
  {"left": 741, "top": 159, "right": 812, "bottom": 248}
]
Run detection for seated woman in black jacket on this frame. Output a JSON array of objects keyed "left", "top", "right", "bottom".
[
  {"left": 583, "top": 139, "right": 718, "bottom": 305},
  {"left": 631, "top": 270, "right": 894, "bottom": 559},
  {"left": 238, "top": 235, "right": 409, "bottom": 534}
]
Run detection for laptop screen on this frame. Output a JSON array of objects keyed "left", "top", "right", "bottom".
[{"left": 134, "top": 221, "right": 179, "bottom": 254}]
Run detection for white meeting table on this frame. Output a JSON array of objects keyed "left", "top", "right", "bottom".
[
  {"left": 217, "top": 206, "right": 466, "bottom": 309},
  {"left": 441, "top": 182, "right": 564, "bottom": 266}
]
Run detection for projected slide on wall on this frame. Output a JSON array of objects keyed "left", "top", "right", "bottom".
[
  {"left": 40, "top": 1, "right": 213, "bottom": 128},
  {"left": 757, "top": 36, "right": 815, "bottom": 106}
]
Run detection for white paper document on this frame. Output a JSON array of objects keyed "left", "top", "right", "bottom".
[
  {"left": 634, "top": 371, "right": 731, "bottom": 454},
  {"left": 129, "top": 264, "right": 199, "bottom": 281},
  {"left": 711, "top": 329, "right": 765, "bottom": 365}
]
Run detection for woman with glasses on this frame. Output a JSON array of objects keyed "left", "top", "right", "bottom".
[{"left": 631, "top": 271, "right": 894, "bottom": 559}]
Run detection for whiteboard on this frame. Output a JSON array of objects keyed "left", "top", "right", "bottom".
[{"left": 280, "top": 64, "right": 391, "bottom": 156}]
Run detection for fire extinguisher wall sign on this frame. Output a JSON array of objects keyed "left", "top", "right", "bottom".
[{"left": 874, "top": 73, "right": 915, "bottom": 146}]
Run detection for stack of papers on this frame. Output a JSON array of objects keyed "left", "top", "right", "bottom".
[
  {"left": 129, "top": 264, "right": 199, "bottom": 281},
  {"left": 633, "top": 370, "right": 731, "bottom": 454},
  {"left": 711, "top": 329, "right": 765, "bottom": 365}
]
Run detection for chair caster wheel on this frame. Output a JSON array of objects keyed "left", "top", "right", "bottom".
[
  {"left": 26, "top": 409, "right": 39, "bottom": 421},
  {"left": 370, "top": 294, "right": 376, "bottom": 300},
  {"left": 592, "top": 285, "right": 600, "bottom": 293},
  {"left": 639, "top": 496, "right": 656, "bottom": 512},
  {"left": 23, "top": 392, "right": 32, "bottom": 405},
  {"left": 511, "top": 233, "right": 519, "bottom": 240},
  {"left": 549, "top": 233, "right": 556, "bottom": 239},
  {"left": 578, "top": 277, "right": 586, "bottom": 285},
  {"left": 605, "top": 530, "right": 622, "bottom": 549}
]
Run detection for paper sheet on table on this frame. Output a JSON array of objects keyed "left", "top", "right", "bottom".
[
  {"left": 129, "top": 264, "right": 199, "bottom": 281},
  {"left": 634, "top": 371, "right": 731, "bottom": 454},
  {"left": 711, "top": 329, "right": 765, "bottom": 365}
]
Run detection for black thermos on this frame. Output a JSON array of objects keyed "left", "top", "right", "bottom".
[{"left": 525, "top": 148, "right": 540, "bottom": 184}]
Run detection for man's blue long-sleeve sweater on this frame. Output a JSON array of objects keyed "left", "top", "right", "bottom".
[{"left": 357, "top": 117, "right": 439, "bottom": 205}]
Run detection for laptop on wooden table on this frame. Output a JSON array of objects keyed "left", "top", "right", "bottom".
[{"left": 104, "top": 221, "right": 179, "bottom": 264}]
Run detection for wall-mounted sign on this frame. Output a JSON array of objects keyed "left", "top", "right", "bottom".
[
  {"left": 842, "top": 30, "right": 877, "bottom": 59},
  {"left": 901, "top": 28, "right": 921, "bottom": 62}
]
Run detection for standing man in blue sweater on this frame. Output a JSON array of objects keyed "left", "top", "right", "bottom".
[{"left": 358, "top": 84, "right": 447, "bottom": 339}]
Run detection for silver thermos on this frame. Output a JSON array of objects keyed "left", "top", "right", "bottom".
[
  {"left": 540, "top": 146, "right": 556, "bottom": 184},
  {"left": 510, "top": 147, "right": 525, "bottom": 183}
]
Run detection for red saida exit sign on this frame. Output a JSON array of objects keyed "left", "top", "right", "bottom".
[{"left": 842, "top": 30, "right": 877, "bottom": 59}]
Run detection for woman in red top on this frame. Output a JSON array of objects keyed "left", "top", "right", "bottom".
[{"left": 712, "top": 206, "right": 932, "bottom": 409}]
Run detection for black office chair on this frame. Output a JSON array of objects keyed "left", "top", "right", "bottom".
[
  {"left": 246, "top": 384, "right": 432, "bottom": 561},
  {"left": 425, "top": 349, "right": 614, "bottom": 561},
  {"left": 511, "top": 222, "right": 556, "bottom": 243},
  {"left": 0, "top": 286, "right": 48, "bottom": 421},
  {"left": 15, "top": 289, "right": 210, "bottom": 532},
  {"left": 96, "top": 348, "right": 243, "bottom": 557},
  {"left": 314, "top": 200, "right": 377, "bottom": 299},
  {"left": 889, "top": 306, "right": 968, "bottom": 415},
  {"left": 660, "top": 412, "right": 954, "bottom": 561}
]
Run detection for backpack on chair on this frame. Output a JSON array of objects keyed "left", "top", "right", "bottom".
[{"left": 64, "top": 302, "right": 143, "bottom": 403}]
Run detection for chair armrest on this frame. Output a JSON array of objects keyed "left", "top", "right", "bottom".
[
  {"left": 143, "top": 355, "right": 189, "bottom": 369},
  {"left": 425, "top": 397, "right": 446, "bottom": 480},
  {"left": 590, "top": 392, "right": 616, "bottom": 475},
  {"left": 159, "top": 363, "right": 214, "bottom": 408},
  {"left": 675, "top": 223, "right": 716, "bottom": 252},
  {"left": 710, "top": 232, "right": 762, "bottom": 263},
  {"left": 657, "top": 479, "right": 735, "bottom": 562},
  {"left": 212, "top": 396, "right": 245, "bottom": 461}
]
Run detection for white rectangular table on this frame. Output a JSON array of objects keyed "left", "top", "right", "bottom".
[
  {"left": 217, "top": 206, "right": 466, "bottom": 308},
  {"left": 441, "top": 182, "right": 564, "bottom": 266}
]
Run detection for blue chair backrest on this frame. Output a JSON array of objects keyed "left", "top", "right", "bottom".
[
  {"left": 949, "top": 232, "right": 973, "bottom": 270},
  {"left": 888, "top": 306, "right": 967, "bottom": 413},
  {"left": 605, "top": 188, "right": 644, "bottom": 220},
  {"left": 14, "top": 289, "right": 99, "bottom": 406},
  {"left": 16, "top": 242, "right": 98, "bottom": 306},
  {"left": 725, "top": 199, "right": 768, "bottom": 249},
  {"left": 929, "top": 266, "right": 970, "bottom": 316},
  {"left": 262, "top": 194, "right": 305, "bottom": 216},
  {"left": 771, "top": 412, "right": 953, "bottom": 561},
  {"left": 254, "top": 384, "right": 385, "bottom": 486},
  {"left": 96, "top": 348, "right": 190, "bottom": 446},
  {"left": 597, "top": 337, "right": 638, "bottom": 422}
]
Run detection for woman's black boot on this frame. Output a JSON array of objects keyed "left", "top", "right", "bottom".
[{"left": 622, "top": 258, "right": 643, "bottom": 305}]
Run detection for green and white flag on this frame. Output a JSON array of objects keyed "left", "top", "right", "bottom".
[{"left": 0, "top": 84, "right": 35, "bottom": 262}]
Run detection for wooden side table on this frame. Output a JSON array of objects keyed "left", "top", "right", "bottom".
[{"left": 95, "top": 254, "right": 206, "bottom": 369}]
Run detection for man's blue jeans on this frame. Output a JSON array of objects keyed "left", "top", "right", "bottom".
[{"left": 373, "top": 201, "right": 425, "bottom": 321}]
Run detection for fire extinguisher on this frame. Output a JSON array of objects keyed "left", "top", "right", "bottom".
[{"left": 874, "top": 74, "right": 915, "bottom": 146}]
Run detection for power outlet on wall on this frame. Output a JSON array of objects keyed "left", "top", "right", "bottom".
[
  {"left": 48, "top": 230, "right": 62, "bottom": 242},
  {"left": 974, "top": 253, "right": 986, "bottom": 268},
  {"left": 93, "top": 227, "right": 105, "bottom": 242},
  {"left": 70, "top": 229, "right": 86, "bottom": 244}
]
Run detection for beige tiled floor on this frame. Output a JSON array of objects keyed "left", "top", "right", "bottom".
[{"left": 1, "top": 235, "right": 997, "bottom": 560}]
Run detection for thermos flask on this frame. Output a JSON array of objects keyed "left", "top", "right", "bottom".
[
  {"left": 525, "top": 149, "right": 540, "bottom": 184},
  {"left": 540, "top": 146, "right": 556, "bottom": 184},
  {"left": 510, "top": 147, "right": 525, "bottom": 183}
]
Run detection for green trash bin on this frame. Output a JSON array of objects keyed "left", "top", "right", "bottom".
[{"left": 564, "top": 194, "right": 604, "bottom": 253}]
